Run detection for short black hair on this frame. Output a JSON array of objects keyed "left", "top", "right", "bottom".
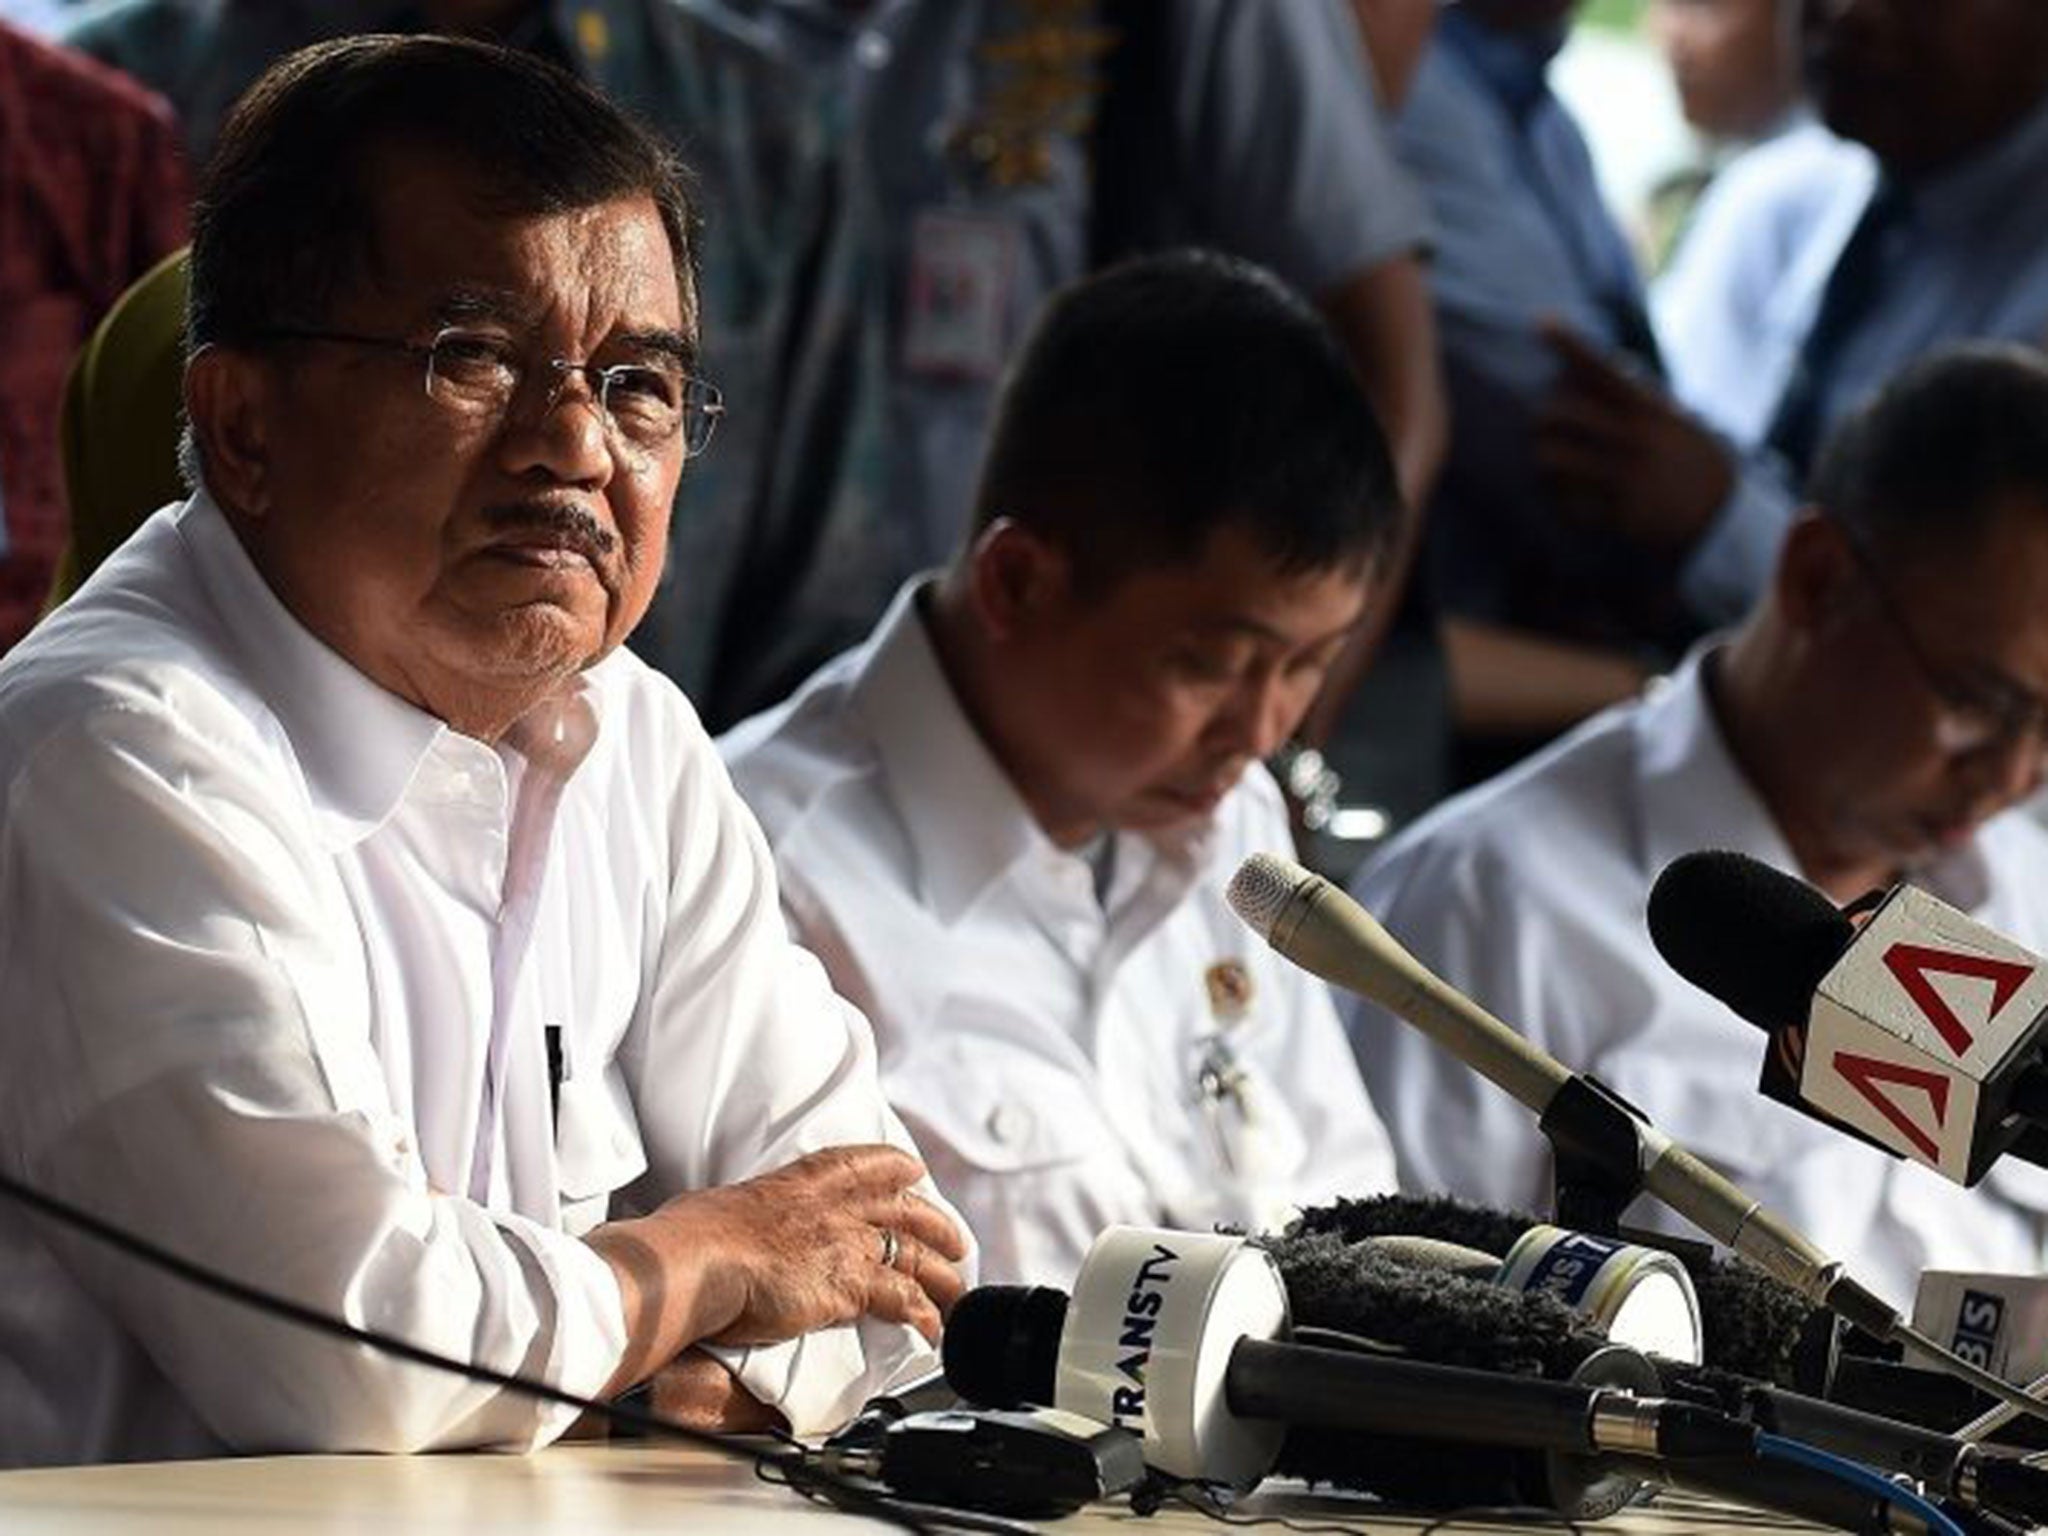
[
  {"left": 1811, "top": 342, "right": 2048, "bottom": 557},
  {"left": 188, "top": 33, "right": 699, "bottom": 352},
  {"left": 971, "top": 250, "right": 1400, "bottom": 596}
]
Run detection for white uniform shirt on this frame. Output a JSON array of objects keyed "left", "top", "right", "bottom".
[
  {"left": 1344, "top": 650, "right": 2048, "bottom": 1307},
  {"left": 0, "top": 495, "right": 937, "bottom": 1468},
  {"left": 720, "top": 584, "right": 1398, "bottom": 1287}
]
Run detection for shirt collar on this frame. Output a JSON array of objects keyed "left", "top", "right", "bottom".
[
  {"left": 1905, "top": 86, "right": 2048, "bottom": 233},
  {"left": 176, "top": 491, "right": 449, "bottom": 850},
  {"left": 1438, "top": 4, "right": 1566, "bottom": 122},
  {"left": 849, "top": 581, "right": 1053, "bottom": 924},
  {"left": 1635, "top": 643, "right": 1993, "bottom": 911}
]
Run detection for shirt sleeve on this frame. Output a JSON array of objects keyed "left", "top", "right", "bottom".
[
  {"left": 1678, "top": 453, "right": 1799, "bottom": 628},
  {"left": 0, "top": 692, "right": 627, "bottom": 1455},
  {"left": 1157, "top": 0, "right": 1430, "bottom": 296},
  {"left": 623, "top": 706, "right": 966, "bottom": 1434}
]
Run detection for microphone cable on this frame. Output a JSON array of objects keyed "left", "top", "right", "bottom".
[
  {"left": 1754, "top": 1433, "right": 1966, "bottom": 1536},
  {"left": 0, "top": 1165, "right": 1006, "bottom": 1536}
]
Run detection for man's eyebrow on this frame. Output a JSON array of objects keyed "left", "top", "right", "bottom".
[
  {"left": 1186, "top": 611, "right": 1360, "bottom": 650},
  {"left": 615, "top": 327, "right": 699, "bottom": 372}
]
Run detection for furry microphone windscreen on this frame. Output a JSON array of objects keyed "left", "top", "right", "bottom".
[
  {"left": 1257, "top": 1214, "right": 1613, "bottom": 1506},
  {"left": 1284, "top": 1194, "right": 1843, "bottom": 1393}
]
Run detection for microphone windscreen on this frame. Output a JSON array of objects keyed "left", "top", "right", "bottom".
[
  {"left": 1284, "top": 1195, "right": 1840, "bottom": 1393},
  {"left": 1646, "top": 850, "right": 1854, "bottom": 1035},
  {"left": 1259, "top": 1219, "right": 1614, "bottom": 1505},
  {"left": 942, "top": 1284, "right": 1067, "bottom": 1409}
]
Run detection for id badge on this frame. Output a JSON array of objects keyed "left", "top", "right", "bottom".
[{"left": 903, "top": 209, "right": 1018, "bottom": 381}]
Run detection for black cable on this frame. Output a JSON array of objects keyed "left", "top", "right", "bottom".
[{"left": 0, "top": 1166, "right": 950, "bottom": 1533}]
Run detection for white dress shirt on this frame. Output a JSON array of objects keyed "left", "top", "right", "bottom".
[
  {"left": 720, "top": 584, "right": 1399, "bottom": 1287},
  {"left": 0, "top": 494, "right": 937, "bottom": 1467},
  {"left": 1344, "top": 651, "right": 2048, "bottom": 1307}
]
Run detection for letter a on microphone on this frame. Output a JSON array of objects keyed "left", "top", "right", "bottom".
[
  {"left": 1881, "top": 943, "right": 2034, "bottom": 1058},
  {"left": 1830, "top": 1050, "right": 1952, "bottom": 1163}
]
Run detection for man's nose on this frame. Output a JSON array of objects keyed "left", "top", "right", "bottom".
[
  {"left": 502, "top": 366, "right": 615, "bottom": 487},
  {"left": 1212, "top": 671, "right": 1297, "bottom": 762}
]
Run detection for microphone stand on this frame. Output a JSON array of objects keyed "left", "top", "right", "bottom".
[{"left": 1539, "top": 1073, "right": 1658, "bottom": 1236}]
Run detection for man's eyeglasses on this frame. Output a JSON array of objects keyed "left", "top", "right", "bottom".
[
  {"left": 262, "top": 325, "right": 724, "bottom": 459},
  {"left": 1835, "top": 519, "right": 2048, "bottom": 756}
]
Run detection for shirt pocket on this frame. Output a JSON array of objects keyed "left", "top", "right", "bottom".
[
  {"left": 885, "top": 1032, "right": 1120, "bottom": 1175},
  {"left": 553, "top": 1067, "right": 649, "bottom": 1237}
]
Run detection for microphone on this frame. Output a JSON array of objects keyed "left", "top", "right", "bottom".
[
  {"left": 1227, "top": 856, "right": 1893, "bottom": 1322},
  {"left": 1649, "top": 849, "right": 2048, "bottom": 1186},
  {"left": 1286, "top": 1194, "right": 1842, "bottom": 1392},
  {"left": 1226, "top": 851, "right": 2048, "bottom": 1436},
  {"left": 1276, "top": 1196, "right": 2048, "bottom": 1526},
  {"left": 942, "top": 1224, "right": 1754, "bottom": 1518}
]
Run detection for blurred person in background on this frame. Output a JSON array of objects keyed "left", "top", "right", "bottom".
[
  {"left": 0, "top": 18, "right": 186, "bottom": 653},
  {"left": 1384, "top": 0, "right": 1666, "bottom": 799},
  {"left": 1541, "top": 0, "right": 2048, "bottom": 650}
]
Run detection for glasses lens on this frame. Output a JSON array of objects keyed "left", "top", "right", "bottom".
[
  {"left": 598, "top": 362, "right": 687, "bottom": 447},
  {"left": 426, "top": 331, "right": 520, "bottom": 409}
]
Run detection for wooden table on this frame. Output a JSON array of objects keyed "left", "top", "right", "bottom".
[{"left": 0, "top": 1443, "right": 1829, "bottom": 1534}]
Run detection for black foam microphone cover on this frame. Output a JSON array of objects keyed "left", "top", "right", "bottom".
[
  {"left": 942, "top": 1284, "right": 1067, "bottom": 1410},
  {"left": 1646, "top": 849, "right": 1854, "bottom": 1035},
  {"left": 1285, "top": 1194, "right": 1845, "bottom": 1394},
  {"left": 1260, "top": 1213, "right": 1618, "bottom": 1507}
]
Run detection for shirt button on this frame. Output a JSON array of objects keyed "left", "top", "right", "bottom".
[
  {"left": 856, "top": 29, "right": 892, "bottom": 69},
  {"left": 988, "top": 1103, "right": 1032, "bottom": 1147}
]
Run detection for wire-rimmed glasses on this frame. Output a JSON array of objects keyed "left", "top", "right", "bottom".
[
  {"left": 262, "top": 324, "right": 724, "bottom": 460},
  {"left": 1834, "top": 516, "right": 2048, "bottom": 758}
]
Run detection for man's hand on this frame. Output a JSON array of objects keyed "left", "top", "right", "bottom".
[
  {"left": 590, "top": 1144, "right": 968, "bottom": 1395},
  {"left": 1535, "top": 323, "right": 1734, "bottom": 557},
  {"left": 646, "top": 1349, "right": 786, "bottom": 1433}
]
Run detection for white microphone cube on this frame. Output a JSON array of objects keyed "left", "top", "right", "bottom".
[
  {"left": 1802, "top": 885, "right": 2048, "bottom": 1184},
  {"left": 1913, "top": 1270, "right": 2048, "bottom": 1384}
]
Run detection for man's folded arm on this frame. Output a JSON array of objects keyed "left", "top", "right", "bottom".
[{"left": 617, "top": 716, "right": 974, "bottom": 1433}]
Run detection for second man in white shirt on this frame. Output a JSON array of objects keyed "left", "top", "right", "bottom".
[{"left": 722, "top": 252, "right": 1404, "bottom": 1285}]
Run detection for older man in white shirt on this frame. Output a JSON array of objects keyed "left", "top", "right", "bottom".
[
  {"left": 0, "top": 36, "right": 965, "bottom": 1469},
  {"left": 723, "top": 253, "right": 1402, "bottom": 1287},
  {"left": 1346, "top": 345, "right": 2048, "bottom": 1306}
]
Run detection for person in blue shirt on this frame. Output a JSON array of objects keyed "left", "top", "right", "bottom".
[
  {"left": 1384, "top": 0, "right": 1666, "bottom": 785},
  {"left": 1539, "top": 0, "right": 2048, "bottom": 632}
]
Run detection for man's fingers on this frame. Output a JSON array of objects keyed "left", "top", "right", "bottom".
[
  {"left": 785, "top": 1143, "right": 926, "bottom": 1201},
  {"left": 865, "top": 1267, "right": 945, "bottom": 1345},
  {"left": 1537, "top": 392, "right": 1637, "bottom": 454},
  {"left": 887, "top": 1190, "right": 969, "bottom": 1262},
  {"left": 1534, "top": 431, "right": 1623, "bottom": 498},
  {"left": 886, "top": 1231, "right": 970, "bottom": 1318}
]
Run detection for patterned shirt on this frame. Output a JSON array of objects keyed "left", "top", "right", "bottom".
[{"left": 0, "top": 20, "right": 186, "bottom": 652}]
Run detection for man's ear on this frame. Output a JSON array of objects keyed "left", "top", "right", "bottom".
[
  {"left": 966, "top": 517, "right": 1073, "bottom": 643},
  {"left": 1775, "top": 509, "right": 1863, "bottom": 638},
  {"left": 183, "top": 344, "right": 277, "bottom": 520}
]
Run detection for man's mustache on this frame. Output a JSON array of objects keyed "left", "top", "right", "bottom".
[{"left": 481, "top": 502, "right": 619, "bottom": 564}]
